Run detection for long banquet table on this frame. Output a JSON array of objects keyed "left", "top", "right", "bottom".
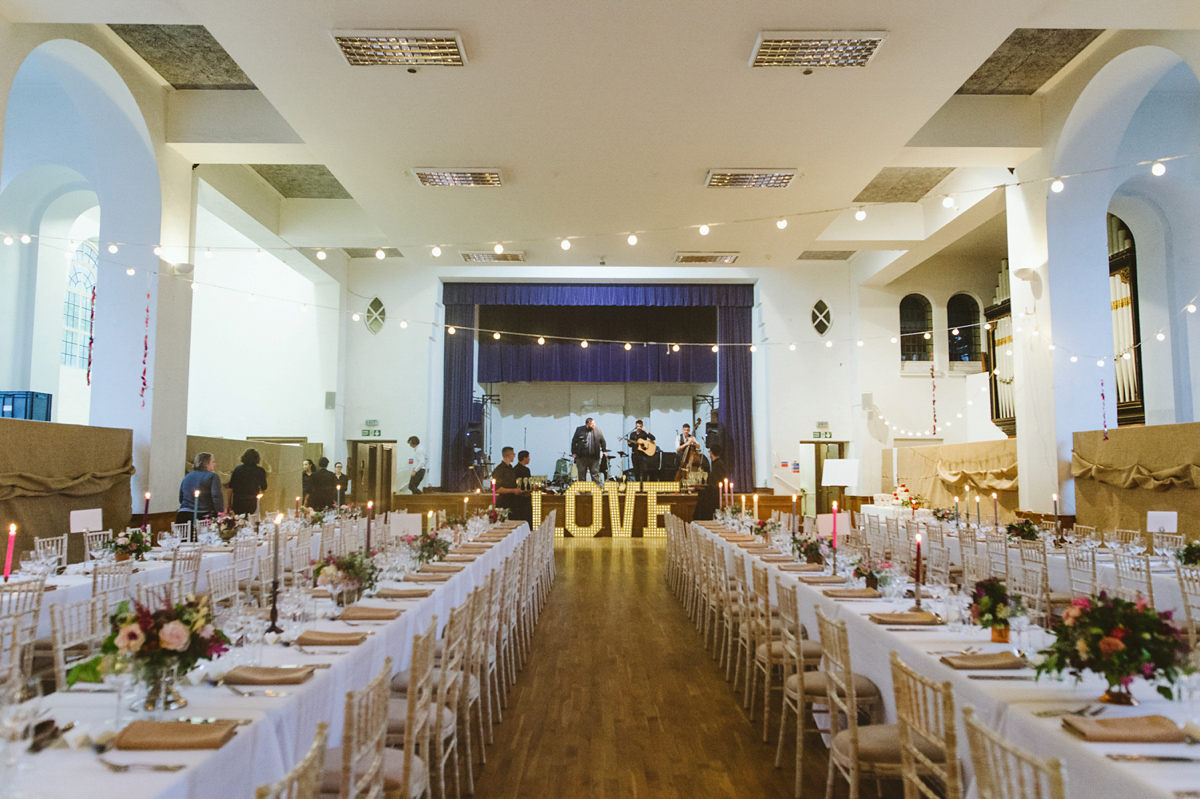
[
  {"left": 20, "top": 521, "right": 531, "bottom": 799},
  {"left": 695, "top": 522, "right": 1196, "bottom": 799}
]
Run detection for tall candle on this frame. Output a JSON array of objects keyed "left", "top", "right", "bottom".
[
  {"left": 256, "top": 493, "right": 263, "bottom": 517},
  {"left": 491, "top": 478, "right": 497, "bottom": 507},
  {"left": 4, "top": 524, "right": 14, "bottom": 582},
  {"left": 753, "top": 493, "right": 759, "bottom": 521},
  {"left": 740, "top": 495, "right": 746, "bottom": 515},
  {"left": 427, "top": 510, "right": 433, "bottom": 535},
  {"left": 992, "top": 492, "right": 999, "bottom": 530},
  {"left": 915, "top": 532, "right": 922, "bottom": 586},
  {"left": 193, "top": 489, "right": 200, "bottom": 532},
  {"left": 336, "top": 484, "right": 342, "bottom": 509},
  {"left": 464, "top": 496, "right": 469, "bottom": 515},
  {"left": 142, "top": 492, "right": 151, "bottom": 530},
  {"left": 272, "top": 513, "right": 282, "bottom": 584},
  {"left": 832, "top": 501, "right": 839, "bottom": 550},
  {"left": 1052, "top": 493, "right": 1059, "bottom": 532},
  {"left": 976, "top": 495, "right": 981, "bottom": 527},
  {"left": 295, "top": 496, "right": 301, "bottom": 513},
  {"left": 791, "top": 494, "right": 797, "bottom": 535},
  {"left": 365, "top": 501, "right": 373, "bottom": 552},
  {"left": 954, "top": 496, "right": 960, "bottom": 526}
]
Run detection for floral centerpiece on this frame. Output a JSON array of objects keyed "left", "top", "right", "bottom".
[
  {"left": 1034, "top": 593, "right": 1193, "bottom": 704},
  {"left": 214, "top": 510, "right": 248, "bottom": 542},
  {"left": 405, "top": 529, "right": 452, "bottom": 565},
  {"left": 313, "top": 551, "right": 379, "bottom": 603},
  {"left": 1177, "top": 541, "right": 1200, "bottom": 566},
  {"left": 931, "top": 507, "right": 956, "bottom": 523},
  {"left": 751, "top": 518, "right": 782, "bottom": 539},
  {"left": 900, "top": 493, "right": 927, "bottom": 509},
  {"left": 68, "top": 596, "right": 228, "bottom": 710},
  {"left": 1006, "top": 518, "right": 1040, "bottom": 541},
  {"left": 852, "top": 556, "right": 893, "bottom": 590},
  {"left": 106, "top": 529, "right": 152, "bottom": 561},
  {"left": 483, "top": 506, "right": 510, "bottom": 525},
  {"left": 791, "top": 534, "right": 823, "bottom": 564},
  {"left": 303, "top": 507, "right": 327, "bottom": 527},
  {"left": 970, "top": 577, "right": 1022, "bottom": 642}
]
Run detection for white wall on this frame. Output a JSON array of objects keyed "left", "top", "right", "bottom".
[{"left": 187, "top": 205, "right": 332, "bottom": 446}]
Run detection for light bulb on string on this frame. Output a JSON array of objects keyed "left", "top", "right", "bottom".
[
  {"left": 627, "top": 234, "right": 637, "bottom": 246},
  {"left": 431, "top": 246, "right": 442, "bottom": 257},
  {"left": 825, "top": 340, "right": 833, "bottom": 348},
  {"left": 1122, "top": 351, "right": 1131, "bottom": 360},
  {"left": 205, "top": 248, "right": 213, "bottom": 258},
  {"left": 399, "top": 320, "right": 408, "bottom": 329},
  {"left": 942, "top": 196, "right": 954, "bottom": 208},
  {"left": 789, "top": 343, "right": 796, "bottom": 351},
  {"left": 984, "top": 322, "right": 992, "bottom": 331},
  {"left": 1070, "top": 355, "right": 1078, "bottom": 363},
  {"left": 300, "top": 304, "right": 308, "bottom": 312},
  {"left": 20, "top": 235, "right": 30, "bottom": 244},
  {"left": 1157, "top": 331, "right": 1166, "bottom": 341},
  {"left": 316, "top": 249, "right": 326, "bottom": 260},
  {"left": 2, "top": 236, "right": 11, "bottom": 246},
  {"left": 190, "top": 282, "right": 197, "bottom": 292},
  {"left": 1048, "top": 343, "right": 1056, "bottom": 351},
  {"left": 561, "top": 239, "right": 571, "bottom": 250},
  {"left": 493, "top": 244, "right": 504, "bottom": 254},
  {"left": 1097, "top": 358, "right": 1105, "bottom": 367},
  {"left": 108, "top": 244, "right": 118, "bottom": 254},
  {"left": 698, "top": 225, "right": 710, "bottom": 236},
  {"left": 854, "top": 208, "right": 867, "bottom": 221},
  {"left": 923, "top": 331, "right": 931, "bottom": 340},
  {"left": 447, "top": 326, "right": 456, "bottom": 335},
  {"left": 624, "top": 342, "right": 632, "bottom": 351},
  {"left": 537, "top": 336, "right": 546, "bottom": 345},
  {"left": 493, "top": 331, "right": 501, "bottom": 340},
  {"left": 890, "top": 336, "right": 898, "bottom": 344},
  {"left": 153, "top": 246, "right": 162, "bottom": 256},
  {"left": 1152, "top": 161, "right": 1166, "bottom": 177},
  {"left": 125, "top": 268, "right": 135, "bottom": 276},
  {"left": 352, "top": 313, "right": 361, "bottom": 322},
  {"left": 581, "top": 340, "right": 589, "bottom": 349},
  {"left": 255, "top": 249, "right": 263, "bottom": 258},
  {"left": 670, "top": 343, "right": 679, "bottom": 352},
  {"left": 776, "top": 218, "right": 787, "bottom": 229},
  {"left": 711, "top": 345, "right": 718, "bottom": 353},
  {"left": 856, "top": 340, "right": 864, "bottom": 347},
  {"left": 951, "top": 328, "right": 959, "bottom": 336},
  {"left": 1051, "top": 179, "right": 1065, "bottom": 193},
  {"left": 375, "top": 249, "right": 385, "bottom": 259},
  {"left": 749, "top": 345, "right": 757, "bottom": 353},
  {"left": 1188, "top": 304, "right": 1197, "bottom": 314}
]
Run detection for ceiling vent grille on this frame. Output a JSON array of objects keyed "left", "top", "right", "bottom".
[
  {"left": 706, "top": 169, "right": 797, "bottom": 189},
  {"left": 751, "top": 31, "right": 886, "bottom": 68},
  {"left": 413, "top": 168, "right": 502, "bottom": 187},
  {"left": 332, "top": 31, "right": 466, "bottom": 66},
  {"left": 675, "top": 252, "right": 739, "bottom": 264},
  {"left": 462, "top": 250, "right": 526, "bottom": 263}
]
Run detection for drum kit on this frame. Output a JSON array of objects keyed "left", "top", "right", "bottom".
[{"left": 549, "top": 448, "right": 635, "bottom": 490}]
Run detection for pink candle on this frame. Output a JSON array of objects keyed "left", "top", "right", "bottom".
[
  {"left": 491, "top": 478, "right": 498, "bottom": 506},
  {"left": 832, "top": 501, "right": 838, "bottom": 549},
  {"left": 3, "top": 524, "right": 13, "bottom": 582},
  {"left": 142, "top": 492, "right": 151, "bottom": 530},
  {"left": 915, "top": 532, "right": 922, "bottom": 585}
]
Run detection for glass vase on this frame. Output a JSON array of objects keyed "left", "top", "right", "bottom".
[
  {"left": 138, "top": 662, "right": 187, "bottom": 716},
  {"left": 1100, "top": 683, "right": 1138, "bottom": 705}
]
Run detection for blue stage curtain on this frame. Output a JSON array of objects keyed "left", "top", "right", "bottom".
[
  {"left": 718, "top": 306, "right": 755, "bottom": 491},
  {"left": 444, "top": 283, "right": 752, "bottom": 308},
  {"left": 477, "top": 339, "right": 717, "bottom": 383},
  {"left": 441, "top": 303, "right": 477, "bottom": 491}
]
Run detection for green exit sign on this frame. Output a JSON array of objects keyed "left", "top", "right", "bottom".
[{"left": 811, "top": 431, "right": 832, "bottom": 439}]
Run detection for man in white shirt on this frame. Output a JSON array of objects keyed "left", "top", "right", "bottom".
[{"left": 407, "top": 436, "right": 427, "bottom": 493}]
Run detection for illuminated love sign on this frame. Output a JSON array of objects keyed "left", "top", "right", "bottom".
[{"left": 530, "top": 481, "right": 681, "bottom": 537}]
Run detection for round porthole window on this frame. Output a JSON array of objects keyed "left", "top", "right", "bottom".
[
  {"left": 812, "top": 300, "right": 831, "bottom": 336},
  {"left": 365, "top": 297, "right": 386, "bottom": 334}
]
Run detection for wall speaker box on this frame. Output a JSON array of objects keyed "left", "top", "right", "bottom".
[{"left": 325, "top": 392, "right": 336, "bottom": 410}]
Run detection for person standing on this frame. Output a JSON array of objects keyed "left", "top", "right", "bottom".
[
  {"left": 333, "top": 461, "right": 350, "bottom": 503},
  {"left": 177, "top": 452, "right": 224, "bottom": 525},
  {"left": 301, "top": 459, "right": 315, "bottom": 505},
  {"left": 306, "top": 457, "right": 338, "bottom": 510},
  {"left": 570, "top": 417, "right": 606, "bottom": 484},
  {"left": 514, "top": 450, "right": 532, "bottom": 486},
  {"left": 491, "top": 446, "right": 531, "bottom": 522},
  {"left": 228, "top": 448, "right": 268, "bottom": 516},
  {"left": 627, "top": 419, "right": 656, "bottom": 482},
  {"left": 407, "top": 436, "right": 426, "bottom": 494},
  {"left": 692, "top": 442, "right": 727, "bottom": 521}
]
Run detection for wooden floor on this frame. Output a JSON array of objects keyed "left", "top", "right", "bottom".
[{"left": 470, "top": 537, "right": 826, "bottom": 799}]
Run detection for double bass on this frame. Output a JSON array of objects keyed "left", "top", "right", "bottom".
[{"left": 675, "top": 428, "right": 705, "bottom": 483}]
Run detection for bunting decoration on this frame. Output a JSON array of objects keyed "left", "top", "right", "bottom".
[
  {"left": 140, "top": 292, "right": 150, "bottom": 407},
  {"left": 1101, "top": 379, "right": 1108, "bottom": 441},
  {"left": 86, "top": 286, "right": 96, "bottom": 387},
  {"left": 931, "top": 363, "right": 937, "bottom": 435}
]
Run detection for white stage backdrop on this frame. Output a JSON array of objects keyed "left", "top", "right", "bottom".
[{"left": 486, "top": 382, "right": 717, "bottom": 478}]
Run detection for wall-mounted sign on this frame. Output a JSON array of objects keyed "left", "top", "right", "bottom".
[
  {"left": 811, "top": 431, "right": 833, "bottom": 439},
  {"left": 365, "top": 419, "right": 379, "bottom": 427}
]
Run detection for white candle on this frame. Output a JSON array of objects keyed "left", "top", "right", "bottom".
[
  {"left": 753, "top": 493, "right": 759, "bottom": 521},
  {"left": 791, "top": 494, "right": 797, "bottom": 534},
  {"left": 1053, "top": 493, "right": 1059, "bottom": 531},
  {"left": 832, "top": 501, "right": 839, "bottom": 549},
  {"left": 992, "top": 492, "right": 999, "bottom": 529},
  {"left": 272, "top": 513, "right": 283, "bottom": 584},
  {"left": 427, "top": 510, "right": 433, "bottom": 535}
]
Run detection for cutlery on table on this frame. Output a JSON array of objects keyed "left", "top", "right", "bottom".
[
  {"left": 224, "top": 684, "right": 289, "bottom": 698},
  {"left": 176, "top": 717, "right": 253, "bottom": 726},
  {"left": 967, "top": 675, "right": 1036, "bottom": 681},
  {"left": 1107, "top": 754, "right": 1200, "bottom": 763},
  {"left": 97, "top": 756, "right": 186, "bottom": 773},
  {"left": 297, "top": 646, "right": 351, "bottom": 656}
]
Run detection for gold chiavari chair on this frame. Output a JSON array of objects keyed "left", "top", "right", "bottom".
[
  {"left": 1176, "top": 563, "right": 1200, "bottom": 647},
  {"left": 1063, "top": 544, "right": 1097, "bottom": 598},
  {"left": 1112, "top": 528, "right": 1143, "bottom": 549},
  {"left": 1008, "top": 563, "right": 1048, "bottom": 627},
  {"left": 169, "top": 543, "right": 205, "bottom": 593},
  {"left": 890, "top": 653, "right": 960, "bottom": 799},
  {"left": 962, "top": 705, "right": 1065, "bottom": 799},
  {"left": 34, "top": 534, "right": 68, "bottom": 569},
  {"left": 49, "top": 595, "right": 108, "bottom": 692},
  {"left": 984, "top": 531, "right": 1010, "bottom": 581},
  {"left": 136, "top": 576, "right": 185, "bottom": 609},
  {"left": 0, "top": 578, "right": 45, "bottom": 677},
  {"left": 257, "top": 722, "right": 329, "bottom": 799},
  {"left": 91, "top": 560, "right": 134, "bottom": 596},
  {"left": 750, "top": 561, "right": 785, "bottom": 740},
  {"left": 205, "top": 564, "right": 239, "bottom": 608},
  {"left": 1112, "top": 551, "right": 1154, "bottom": 605},
  {"left": 960, "top": 552, "right": 991, "bottom": 590},
  {"left": 1154, "top": 532, "right": 1184, "bottom": 556},
  {"left": 773, "top": 578, "right": 828, "bottom": 799}
]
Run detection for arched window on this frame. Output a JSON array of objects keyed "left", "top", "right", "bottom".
[
  {"left": 1108, "top": 213, "right": 1143, "bottom": 425},
  {"left": 899, "top": 294, "right": 932, "bottom": 361},
  {"left": 61, "top": 240, "right": 98, "bottom": 369},
  {"left": 947, "top": 294, "right": 981, "bottom": 361}
]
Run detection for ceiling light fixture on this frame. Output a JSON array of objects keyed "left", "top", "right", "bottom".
[
  {"left": 854, "top": 208, "right": 867, "bottom": 221},
  {"left": 431, "top": 246, "right": 442, "bottom": 257},
  {"left": 332, "top": 30, "right": 466, "bottom": 66},
  {"left": 561, "top": 239, "right": 571, "bottom": 250},
  {"left": 316, "top": 249, "right": 327, "bottom": 260},
  {"left": 942, "top": 196, "right": 954, "bottom": 208},
  {"left": 108, "top": 244, "right": 118, "bottom": 254},
  {"left": 493, "top": 243, "right": 504, "bottom": 254},
  {"left": 537, "top": 336, "right": 546, "bottom": 345},
  {"left": 627, "top": 234, "right": 637, "bottom": 246},
  {"left": 1050, "top": 179, "right": 1065, "bottom": 193},
  {"left": 19, "top": 235, "right": 30, "bottom": 244},
  {"left": 412, "top": 168, "right": 502, "bottom": 186},
  {"left": 1152, "top": 161, "right": 1166, "bottom": 177},
  {"left": 706, "top": 169, "right": 798, "bottom": 188},
  {"left": 698, "top": 225, "right": 710, "bottom": 236},
  {"left": 462, "top": 250, "right": 525, "bottom": 262},
  {"left": 776, "top": 218, "right": 788, "bottom": 229},
  {"left": 750, "top": 31, "right": 887, "bottom": 68}
]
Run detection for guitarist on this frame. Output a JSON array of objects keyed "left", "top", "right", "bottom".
[{"left": 628, "top": 419, "right": 656, "bottom": 482}]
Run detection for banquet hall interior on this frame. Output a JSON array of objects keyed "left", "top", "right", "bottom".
[{"left": 3, "top": 1, "right": 1200, "bottom": 798}]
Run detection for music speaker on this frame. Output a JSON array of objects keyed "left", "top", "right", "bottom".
[
  {"left": 704, "top": 422, "right": 722, "bottom": 449},
  {"left": 325, "top": 392, "right": 336, "bottom": 410}
]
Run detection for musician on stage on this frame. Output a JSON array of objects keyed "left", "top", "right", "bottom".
[
  {"left": 692, "top": 442, "right": 726, "bottom": 521},
  {"left": 570, "top": 417, "right": 607, "bottom": 484},
  {"left": 676, "top": 423, "right": 701, "bottom": 455},
  {"left": 492, "top": 446, "right": 531, "bottom": 522},
  {"left": 627, "top": 419, "right": 655, "bottom": 482}
]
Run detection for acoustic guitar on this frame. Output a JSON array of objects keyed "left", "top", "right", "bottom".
[{"left": 636, "top": 438, "right": 657, "bottom": 457}]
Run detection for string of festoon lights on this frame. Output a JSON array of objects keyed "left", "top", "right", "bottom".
[
  {"left": 874, "top": 384, "right": 991, "bottom": 439},
  {"left": 3, "top": 151, "right": 1196, "bottom": 357}
]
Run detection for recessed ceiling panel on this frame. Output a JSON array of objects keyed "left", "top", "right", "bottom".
[
  {"left": 675, "top": 252, "right": 738, "bottom": 264},
  {"left": 956, "top": 29, "right": 1103, "bottom": 95},
  {"left": 798, "top": 251, "right": 855, "bottom": 261},
  {"left": 462, "top": 251, "right": 526, "bottom": 262},
  {"left": 344, "top": 248, "right": 402, "bottom": 259},
  {"left": 751, "top": 31, "right": 887, "bottom": 68},
  {"left": 332, "top": 31, "right": 466, "bottom": 66},
  {"left": 706, "top": 169, "right": 797, "bottom": 189},
  {"left": 249, "top": 165, "right": 352, "bottom": 199},
  {"left": 853, "top": 167, "right": 954, "bottom": 204},
  {"left": 109, "top": 24, "right": 255, "bottom": 90}
]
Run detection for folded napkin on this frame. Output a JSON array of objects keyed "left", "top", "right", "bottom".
[
  {"left": 456, "top": 546, "right": 492, "bottom": 553},
  {"left": 476, "top": 536, "right": 507, "bottom": 542},
  {"left": 339, "top": 606, "right": 402, "bottom": 621},
  {"left": 43, "top": 585, "right": 58, "bottom": 592},
  {"left": 940, "top": 651, "right": 1026, "bottom": 670},
  {"left": 761, "top": 555, "right": 795, "bottom": 563},
  {"left": 1062, "top": 714, "right": 1186, "bottom": 743},
  {"left": 375, "top": 588, "right": 433, "bottom": 600},
  {"left": 798, "top": 575, "right": 849, "bottom": 585},
  {"left": 403, "top": 573, "right": 452, "bottom": 583},
  {"left": 779, "top": 563, "right": 826, "bottom": 573},
  {"left": 420, "top": 563, "right": 465, "bottom": 573},
  {"left": 312, "top": 589, "right": 331, "bottom": 599},
  {"left": 294, "top": 630, "right": 368, "bottom": 647},
  {"left": 115, "top": 720, "right": 237, "bottom": 750},
  {"left": 757, "top": 549, "right": 782, "bottom": 556},
  {"left": 723, "top": 535, "right": 756, "bottom": 542},
  {"left": 222, "top": 665, "right": 316, "bottom": 686},
  {"left": 445, "top": 554, "right": 477, "bottom": 562},
  {"left": 868, "top": 611, "right": 942, "bottom": 626},
  {"left": 823, "top": 588, "right": 882, "bottom": 599}
]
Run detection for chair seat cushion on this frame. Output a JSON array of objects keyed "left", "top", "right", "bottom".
[
  {"left": 387, "top": 698, "right": 456, "bottom": 738},
  {"left": 392, "top": 669, "right": 479, "bottom": 700},
  {"left": 832, "top": 723, "right": 946, "bottom": 765},
  {"left": 757, "top": 639, "right": 823, "bottom": 663},
  {"left": 785, "top": 670, "right": 879, "bottom": 699},
  {"left": 321, "top": 745, "right": 428, "bottom": 799}
]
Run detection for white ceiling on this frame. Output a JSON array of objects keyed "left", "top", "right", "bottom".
[{"left": 4, "top": 0, "right": 1200, "bottom": 272}]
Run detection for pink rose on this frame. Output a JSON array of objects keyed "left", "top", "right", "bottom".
[
  {"left": 115, "top": 624, "right": 144, "bottom": 654},
  {"left": 159, "top": 620, "right": 191, "bottom": 652},
  {"left": 1061, "top": 606, "right": 1082, "bottom": 627},
  {"left": 116, "top": 536, "right": 129, "bottom": 546}
]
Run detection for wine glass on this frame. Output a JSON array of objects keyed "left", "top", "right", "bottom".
[
  {"left": 1009, "top": 605, "right": 1031, "bottom": 655},
  {"left": 102, "top": 653, "right": 135, "bottom": 727}
]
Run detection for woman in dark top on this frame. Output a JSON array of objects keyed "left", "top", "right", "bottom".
[
  {"left": 301, "top": 459, "right": 314, "bottom": 502},
  {"left": 177, "top": 452, "right": 224, "bottom": 524},
  {"left": 692, "top": 443, "right": 727, "bottom": 522},
  {"left": 228, "top": 448, "right": 268, "bottom": 515}
]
